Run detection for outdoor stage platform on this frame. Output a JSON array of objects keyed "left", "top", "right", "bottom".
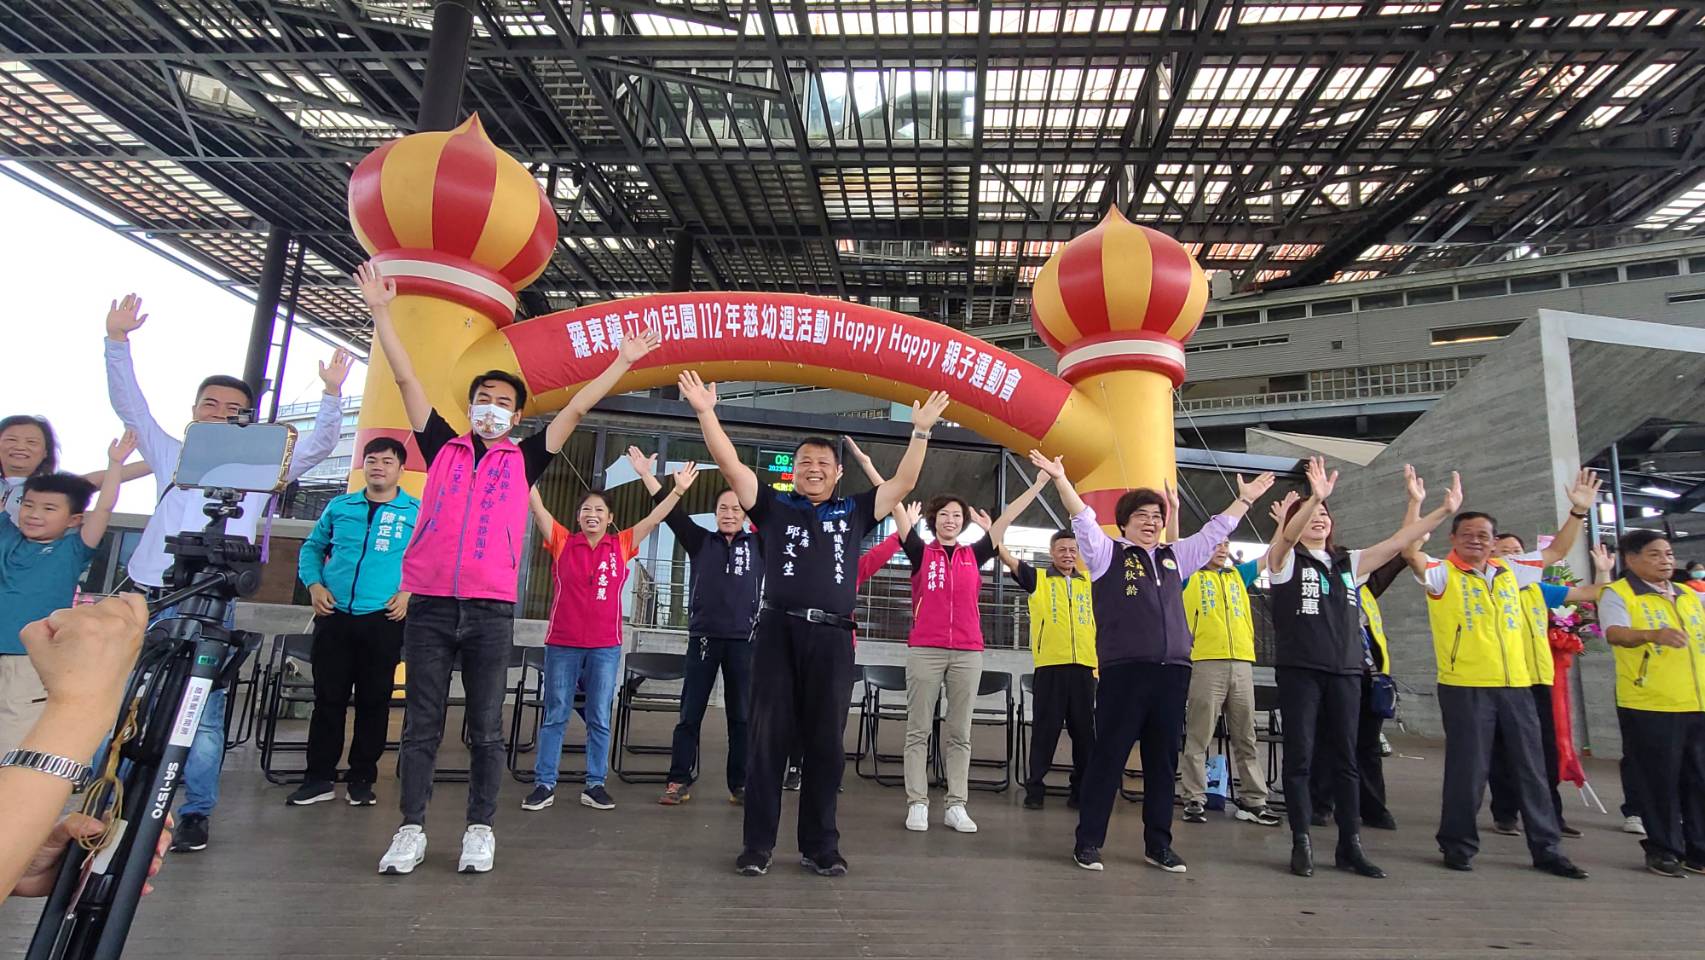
[{"left": 3, "top": 717, "right": 1700, "bottom": 960}]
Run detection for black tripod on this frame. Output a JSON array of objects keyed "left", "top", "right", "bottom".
[{"left": 28, "top": 490, "right": 263, "bottom": 960}]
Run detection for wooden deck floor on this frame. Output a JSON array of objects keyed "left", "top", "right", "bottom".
[{"left": 3, "top": 713, "right": 1700, "bottom": 959}]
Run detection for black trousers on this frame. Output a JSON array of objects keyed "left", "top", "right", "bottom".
[
  {"left": 1488, "top": 683, "right": 1565, "bottom": 827},
  {"left": 667, "top": 636, "right": 754, "bottom": 790},
  {"left": 1618, "top": 707, "right": 1705, "bottom": 863},
  {"left": 1619, "top": 754, "right": 1643, "bottom": 819},
  {"left": 1310, "top": 672, "right": 1391, "bottom": 826},
  {"left": 306, "top": 610, "right": 404, "bottom": 785},
  {"left": 1278, "top": 667, "right": 1361, "bottom": 842},
  {"left": 1025, "top": 663, "right": 1096, "bottom": 801},
  {"left": 742, "top": 610, "right": 855, "bottom": 858},
  {"left": 1435, "top": 684, "right": 1562, "bottom": 864},
  {"left": 1074, "top": 661, "right": 1190, "bottom": 855}
]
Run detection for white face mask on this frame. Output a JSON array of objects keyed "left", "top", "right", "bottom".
[{"left": 468, "top": 403, "right": 513, "bottom": 441}]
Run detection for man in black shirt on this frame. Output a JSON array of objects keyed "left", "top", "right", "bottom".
[
  {"left": 627, "top": 447, "right": 763, "bottom": 806},
  {"left": 678, "top": 370, "right": 948, "bottom": 877},
  {"left": 358, "top": 262, "right": 658, "bottom": 877}
]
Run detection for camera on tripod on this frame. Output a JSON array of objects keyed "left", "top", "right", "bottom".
[{"left": 30, "top": 412, "right": 297, "bottom": 960}]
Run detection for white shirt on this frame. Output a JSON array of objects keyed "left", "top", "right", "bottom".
[
  {"left": 1, "top": 476, "right": 22, "bottom": 522},
  {"left": 1413, "top": 550, "right": 1545, "bottom": 597},
  {"left": 105, "top": 339, "right": 341, "bottom": 588},
  {"left": 1268, "top": 546, "right": 1368, "bottom": 586},
  {"left": 1597, "top": 578, "right": 1675, "bottom": 631}
]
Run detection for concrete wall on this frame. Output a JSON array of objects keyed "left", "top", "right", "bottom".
[{"left": 1270, "top": 311, "right": 1705, "bottom": 756}]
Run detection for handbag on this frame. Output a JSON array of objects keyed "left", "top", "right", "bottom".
[{"left": 1364, "top": 626, "right": 1398, "bottom": 719}]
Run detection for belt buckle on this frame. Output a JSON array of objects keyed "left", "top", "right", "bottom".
[{"left": 804, "top": 608, "right": 827, "bottom": 624}]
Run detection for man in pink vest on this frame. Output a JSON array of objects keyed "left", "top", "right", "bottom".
[{"left": 354, "top": 263, "right": 659, "bottom": 877}]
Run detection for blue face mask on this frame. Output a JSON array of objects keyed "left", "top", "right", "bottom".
[{"left": 1691, "top": 570, "right": 1705, "bottom": 581}]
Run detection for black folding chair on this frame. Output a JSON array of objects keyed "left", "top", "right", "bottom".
[
  {"left": 258, "top": 634, "right": 316, "bottom": 785},
  {"left": 1256, "top": 683, "right": 1285, "bottom": 804},
  {"left": 506, "top": 647, "right": 590, "bottom": 785},
  {"left": 223, "top": 631, "right": 269, "bottom": 751},
  {"left": 1016, "top": 672, "right": 1075, "bottom": 797},
  {"left": 966, "top": 670, "right": 1014, "bottom": 792},
  {"left": 855, "top": 664, "right": 913, "bottom": 786},
  {"left": 612, "top": 652, "right": 687, "bottom": 784}
]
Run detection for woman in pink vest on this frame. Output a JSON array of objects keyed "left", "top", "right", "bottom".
[
  {"left": 898, "top": 484, "right": 1039, "bottom": 835},
  {"left": 521, "top": 465, "right": 699, "bottom": 813}
]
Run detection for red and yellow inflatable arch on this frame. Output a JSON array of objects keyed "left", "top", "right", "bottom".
[{"left": 347, "top": 116, "right": 1206, "bottom": 520}]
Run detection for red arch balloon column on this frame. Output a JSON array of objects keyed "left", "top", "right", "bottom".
[{"left": 347, "top": 116, "right": 1208, "bottom": 519}]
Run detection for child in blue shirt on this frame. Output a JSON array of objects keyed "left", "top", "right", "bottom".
[{"left": 0, "top": 432, "right": 132, "bottom": 756}]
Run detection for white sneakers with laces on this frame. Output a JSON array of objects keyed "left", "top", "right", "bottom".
[
  {"left": 905, "top": 802, "right": 929, "bottom": 832},
  {"left": 944, "top": 804, "right": 978, "bottom": 833},
  {"left": 1623, "top": 815, "right": 1647, "bottom": 837},
  {"left": 377, "top": 826, "right": 426, "bottom": 876},
  {"left": 459, "top": 824, "right": 496, "bottom": 873}
]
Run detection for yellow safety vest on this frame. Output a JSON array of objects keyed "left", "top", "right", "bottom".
[
  {"left": 1360, "top": 584, "right": 1390, "bottom": 675},
  {"left": 1424, "top": 558, "right": 1533, "bottom": 688},
  {"left": 1184, "top": 566, "right": 1256, "bottom": 662},
  {"left": 1028, "top": 566, "right": 1097, "bottom": 669},
  {"left": 1606, "top": 579, "right": 1705, "bottom": 713},
  {"left": 1517, "top": 583, "right": 1556, "bottom": 687}
]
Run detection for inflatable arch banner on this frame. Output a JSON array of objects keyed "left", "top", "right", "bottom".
[{"left": 347, "top": 116, "right": 1208, "bottom": 521}]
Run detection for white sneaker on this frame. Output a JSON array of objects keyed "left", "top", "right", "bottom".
[
  {"left": 944, "top": 804, "right": 979, "bottom": 833},
  {"left": 378, "top": 825, "right": 426, "bottom": 876},
  {"left": 905, "top": 802, "right": 929, "bottom": 832},
  {"left": 458, "top": 824, "right": 495, "bottom": 873},
  {"left": 1623, "top": 815, "right": 1647, "bottom": 837}
]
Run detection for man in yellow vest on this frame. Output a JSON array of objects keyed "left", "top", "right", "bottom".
[
  {"left": 1000, "top": 531, "right": 1097, "bottom": 810},
  {"left": 1180, "top": 541, "right": 1280, "bottom": 826},
  {"left": 1403, "top": 468, "right": 1597, "bottom": 878},
  {"left": 1599, "top": 530, "right": 1705, "bottom": 878},
  {"left": 1485, "top": 537, "right": 1613, "bottom": 840}
]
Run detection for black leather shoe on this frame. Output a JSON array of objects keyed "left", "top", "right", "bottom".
[
  {"left": 1023, "top": 792, "right": 1044, "bottom": 811},
  {"left": 1335, "top": 836, "right": 1387, "bottom": 879},
  {"left": 1442, "top": 854, "right": 1474, "bottom": 872},
  {"left": 1362, "top": 811, "right": 1398, "bottom": 831},
  {"left": 1534, "top": 856, "right": 1588, "bottom": 880},
  {"left": 1290, "top": 834, "right": 1314, "bottom": 877},
  {"left": 1310, "top": 810, "right": 1330, "bottom": 828}
]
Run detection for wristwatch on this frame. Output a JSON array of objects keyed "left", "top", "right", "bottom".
[
  {"left": 1569, "top": 510, "right": 1590, "bottom": 519},
  {"left": 911, "top": 429, "right": 933, "bottom": 441},
  {"left": 1, "top": 749, "right": 94, "bottom": 792}
]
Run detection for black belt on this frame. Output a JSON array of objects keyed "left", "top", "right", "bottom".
[{"left": 762, "top": 600, "right": 857, "bottom": 632}]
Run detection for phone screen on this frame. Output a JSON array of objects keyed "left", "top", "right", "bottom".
[{"left": 173, "top": 422, "right": 297, "bottom": 493}]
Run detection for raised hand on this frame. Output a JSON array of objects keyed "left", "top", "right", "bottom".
[
  {"left": 678, "top": 370, "right": 717, "bottom": 413},
  {"left": 672, "top": 460, "right": 700, "bottom": 493},
  {"left": 1027, "top": 449, "right": 1066, "bottom": 479},
  {"left": 108, "top": 429, "right": 137, "bottom": 465},
  {"left": 1442, "top": 471, "right": 1464, "bottom": 513},
  {"left": 892, "top": 500, "right": 922, "bottom": 531},
  {"left": 625, "top": 445, "right": 657, "bottom": 478},
  {"left": 1591, "top": 543, "right": 1615, "bottom": 578},
  {"left": 1162, "top": 479, "right": 1181, "bottom": 521},
  {"left": 1403, "top": 463, "right": 1426, "bottom": 503},
  {"left": 1565, "top": 468, "right": 1603, "bottom": 514},
  {"left": 621, "top": 325, "right": 662, "bottom": 364},
  {"left": 106, "top": 294, "right": 148, "bottom": 342},
  {"left": 1305, "top": 455, "right": 1337, "bottom": 501},
  {"left": 354, "top": 261, "right": 395, "bottom": 311},
  {"left": 968, "top": 506, "right": 994, "bottom": 530},
  {"left": 319, "top": 347, "right": 355, "bottom": 395},
  {"left": 1236, "top": 471, "right": 1276, "bottom": 503},
  {"left": 910, "top": 390, "right": 952, "bottom": 433},
  {"left": 843, "top": 435, "right": 874, "bottom": 466},
  {"left": 1269, "top": 489, "right": 1300, "bottom": 525}
]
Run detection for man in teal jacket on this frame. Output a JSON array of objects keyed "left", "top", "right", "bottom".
[{"left": 290, "top": 438, "right": 421, "bottom": 807}]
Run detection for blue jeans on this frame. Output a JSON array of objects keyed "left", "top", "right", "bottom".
[
  {"left": 149, "top": 602, "right": 235, "bottom": 819},
  {"left": 535, "top": 645, "right": 621, "bottom": 789}
]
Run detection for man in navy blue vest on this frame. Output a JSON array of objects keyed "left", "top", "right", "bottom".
[
  {"left": 1031, "top": 451, "right": 1274, "bottom": 874},
  {"left": 626, "top": 447, "right": 764, "bottom": 806}
]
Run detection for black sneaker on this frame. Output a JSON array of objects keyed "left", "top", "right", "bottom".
[
  {"left": 783, "top": 766, "right": 802, "bottom": 791},
  {"left": 580, "top": 785, "right": 616, "bottom": 810},
  {"left": 286, "top": 781, "right": 336, "bottom": 806},
  {"left": 1235, "top": 803, "right": 1283, "bottom": 827},
  {"left": 346, "top": 782, "right": 378, "bottom": 806},
  {"left": 736, "top": 849, "right": 771, "bottom": 876},
  {"left": 729, "top": 787, "right": 745, "bottom": 805},
  {"left": 521, "top": 786, "right": 555, "bottom": 811},
  {"left": 1647, "top": 853, "right": 1686, "bottom": 878},
  {"left": 1493, "top": 819, "right": 1521, "bottom": 836},
  {"left": 801, "top": 851, "right": 849, "bottom": 876},
  {"left": 1182, "top": 800, "right": 1208, "bottom": 823},
  {"left": 1073, "top": 846, "right": 1104, "bottom": 871},
  {"left": 170, "top": 814, "right": 209, "bottom": 853},
  {"left": 1144, "top": 848, "right": 1188, "bottom": 873},
  {"left": 1023, "top": 793, "right": 1044, "bottom": 811},
  {"left": 1684, "top": 859, "right": 1705, "bottom": 875},
  {"left": 1535, "top": 855, "right": 1589, "bottom": 880}
]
